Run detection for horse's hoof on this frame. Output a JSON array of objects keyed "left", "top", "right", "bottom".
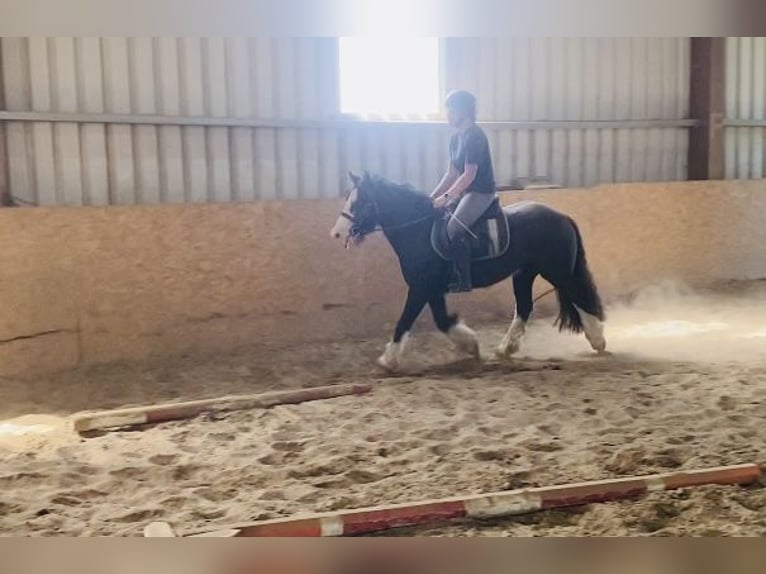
[
  {"left": 455, "top": 344, "right": 480, "bottom": 359},
  {"left": 493, "top": 348, "right": 508, "bottom": 360},
  {"left": 377, "top": 355, "right": 399, "bottom": 372},
  {"left": 455, "top": 338, "right": 480, "bottom": 359},
  {"left": 494, "top": 348, "right": 514, "bottom": 360},
  {"left": 466, "top": 341, "right": 480, "bottom": 359},
  {"left": 448, "top": 321, "right": 479, "bottom": 357},
  {"left": 495, "top": 340, "right": 519, "bottom": 359},
  {"left": 591, "top": 341, "right": 607, "bottom": 354},
  {"left": 376, "top": 335, "right": 411, "bottom": 373},
  {"left": 377, "top": 342, "right": 401, "bottom": 372}
]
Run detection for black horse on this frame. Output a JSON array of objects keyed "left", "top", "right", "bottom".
[{"left": 330, "top": 171, "right": 606, "bottom": 371}]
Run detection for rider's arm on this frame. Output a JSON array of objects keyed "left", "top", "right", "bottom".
[
  {"left": 430, "top": 163, "right": 459, "bottom": 199},
  {"left": 440, "top": 163, "right": 477, "bottom": 202}
]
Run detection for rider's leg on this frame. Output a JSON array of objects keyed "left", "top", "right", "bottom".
[{"left": 446, "top": 193, "right": 496, "bottom": 293}]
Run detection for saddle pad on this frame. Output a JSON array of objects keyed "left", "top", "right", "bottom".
[{"left": 431, "top": 208, "right": 510, "bottom": 262}]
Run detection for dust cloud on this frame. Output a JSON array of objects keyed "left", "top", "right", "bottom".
[{"left": 518, "top": 279, "right": 766, "bottom": 365}]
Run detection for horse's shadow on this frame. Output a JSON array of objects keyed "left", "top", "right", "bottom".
[
  {"left": 375, "top": 356, "right": 566, "bottom": 381},
  {"left": 369, "top": 345, "right": 651, "bottom": 383}
]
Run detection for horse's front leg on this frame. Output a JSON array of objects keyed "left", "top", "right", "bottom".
[
  {"left": 428, "top": 294, "right": 480, "bottom": 358},
  {"left": 378, "top": 287, "right": 429, "bottom": 371}
]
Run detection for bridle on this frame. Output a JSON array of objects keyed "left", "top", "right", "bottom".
[
  {"left": 340, "top": 185, "right": 435, "bottom": 241},
  {"left": 339, "top": 186, "right": 380, "bottom": 241}
]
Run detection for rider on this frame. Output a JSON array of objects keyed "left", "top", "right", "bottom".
[{"left": 430, "top": 90, "right": 497, "bottom": 293}]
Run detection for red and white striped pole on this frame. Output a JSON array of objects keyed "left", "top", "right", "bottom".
[
  {"left": 155, "top": 463, "right": 759, "bottom": 538},
  {"left": 73, "top": 383, "right": 372, "bottom": 433}
]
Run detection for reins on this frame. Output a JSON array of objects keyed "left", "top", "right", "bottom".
[
  {"left": 341, "top": 184, "right": 436, "bottom": 237},
  {"left": 377, "top": 213, "right": 436, "bottom": 233},
  {"left": 339, "top": 211, "right": 434, "bottom": 234}
]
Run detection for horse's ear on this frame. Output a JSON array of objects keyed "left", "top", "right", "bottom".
[
  {"left": 348, "top": 171, "right": 361, "bottom": 187},
  {"left": 362, "top": 170, "right": 371, "bottom": 182}
]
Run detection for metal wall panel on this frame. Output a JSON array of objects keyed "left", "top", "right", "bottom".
[
  {"left": 1, "top": 37, "right": 341, "bottom": 205},
  {"left": 444, "top": 38, "right": 690, "bottom": 186},
  {"left": 725, "top": 37, "right": 766, "bottom": 180},
  {"left": 2, "top": 37, "right": 692, "bottom": 206}
]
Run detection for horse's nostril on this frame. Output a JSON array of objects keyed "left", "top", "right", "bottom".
[{"left": 333, "top": 232, "right": 341, "bottom": 239}]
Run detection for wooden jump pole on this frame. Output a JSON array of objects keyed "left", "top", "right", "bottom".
[
  {"left": 144, "top": 463, "right": 760, "bottom": 537},
  {"left": 72, "top": 382, "right": 373, "bottom": 433}
]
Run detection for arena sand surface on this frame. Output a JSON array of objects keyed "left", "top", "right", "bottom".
[{"left": 1, "top": 281, "right": 765, "bottom": 536}]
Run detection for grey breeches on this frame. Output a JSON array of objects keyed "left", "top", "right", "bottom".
[{"left": 446, "top": 192, "right": 497, "bottom": 241}]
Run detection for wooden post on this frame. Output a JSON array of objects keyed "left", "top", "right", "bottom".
[
  {"left": 0, "top": 39, "right": 11, "bottom": 207},
  {"left": 687, "top": 37, "right": 726, "bottom": 181}
]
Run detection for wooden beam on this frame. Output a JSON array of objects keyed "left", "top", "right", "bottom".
[
  {"left": 0, "top": 39, "right": 12, "bottom": 207},
  {"left": 0, "top": 111, "right": 700, "bottom": 131},
  {"left": 688, "top": 37, "right": 726, "bottom": 181}
]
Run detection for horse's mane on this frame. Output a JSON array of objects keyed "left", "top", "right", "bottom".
[{"left": 366, "top": 173, "right": 433, "bottom": 209}]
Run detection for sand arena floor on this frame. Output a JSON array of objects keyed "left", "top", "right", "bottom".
[{"left": 1, "top": 281, "right": 765, "bottom": 536}]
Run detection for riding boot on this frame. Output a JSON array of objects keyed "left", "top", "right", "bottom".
[{"left": 448, "top": 236, "right": 473, "bottom": 293}]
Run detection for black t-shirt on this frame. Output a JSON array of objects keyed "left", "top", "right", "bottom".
[{"left": 449, "top": 125, "right": 496, "bottom": 194}]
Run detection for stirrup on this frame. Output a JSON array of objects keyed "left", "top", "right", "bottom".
[
  {"left": 448, "top": 282, "right": 472, "bottom": 294},
  {"left": 448, "top": 262, "right": 472, "bottom": 293}
]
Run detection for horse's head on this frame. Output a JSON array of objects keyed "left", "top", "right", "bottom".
[{"left": 330, "top": 171, "right": 380, "bottom": 248}]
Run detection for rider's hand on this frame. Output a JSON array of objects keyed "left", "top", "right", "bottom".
[{"left": 432, "top": 193, "right": 451, "bottom": 210}]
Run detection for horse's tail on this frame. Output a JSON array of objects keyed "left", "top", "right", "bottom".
[{"left": 554, "top": 218, "right": 605, "bottom": 333}]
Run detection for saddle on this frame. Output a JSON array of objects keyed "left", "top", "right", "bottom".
[{"left": 430, "top": 197, "right": 510, "bottom": 262}]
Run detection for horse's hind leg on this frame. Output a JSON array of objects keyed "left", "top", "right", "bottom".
[
  {"left": 429, "top": 295, "right": 479, "bottom": 358},
  {"left": 496, "top": 269, "right": 536, "bottom": 358},
  {"left": 543, "top": 271, "right": 607, "bottom": 354},
  {"left": 574, "top": 304, "right": 607, "bottom": 353}
]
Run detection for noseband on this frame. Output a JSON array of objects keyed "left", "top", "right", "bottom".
[{"left": 340, "top": 186, "right": 382, "bottom": 240}]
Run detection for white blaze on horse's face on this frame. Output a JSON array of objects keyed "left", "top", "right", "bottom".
[{"left": 330, "top": 186, "right": 358, "bottom": 248}]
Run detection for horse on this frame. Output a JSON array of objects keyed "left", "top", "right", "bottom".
[{"left": 330, "top": 171, "right": 606, "bottom": 371}]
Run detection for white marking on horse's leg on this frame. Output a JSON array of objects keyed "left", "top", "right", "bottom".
[
  {"left": 448, "top": 321, "right": 480, "bottom": 358},
  {"left": 574, "top": 305, "right": 607, "bottom": 353},
  {"left": 496, "top": 315, "right": 526, "bottom": 358},
  {"left": 377, "top": 332, "right": 410, "bottom": 371}
]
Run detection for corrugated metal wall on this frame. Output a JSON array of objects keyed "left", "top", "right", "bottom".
[
  {"left": 444, "top": 38, "right": 690, "bottom": 187},
  {"left": 1, "top": 37, "right": 692, "bottom": 206},
  {"left": 725, "top": 37, "right": 766, "bottom": 180},
  {"left": 1, "top": 37, "right": 345, "bottom": 205}
]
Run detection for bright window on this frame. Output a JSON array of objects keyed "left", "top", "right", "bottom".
[{"left": 338, "top": 37, "right": 441, "bottom": 119}]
